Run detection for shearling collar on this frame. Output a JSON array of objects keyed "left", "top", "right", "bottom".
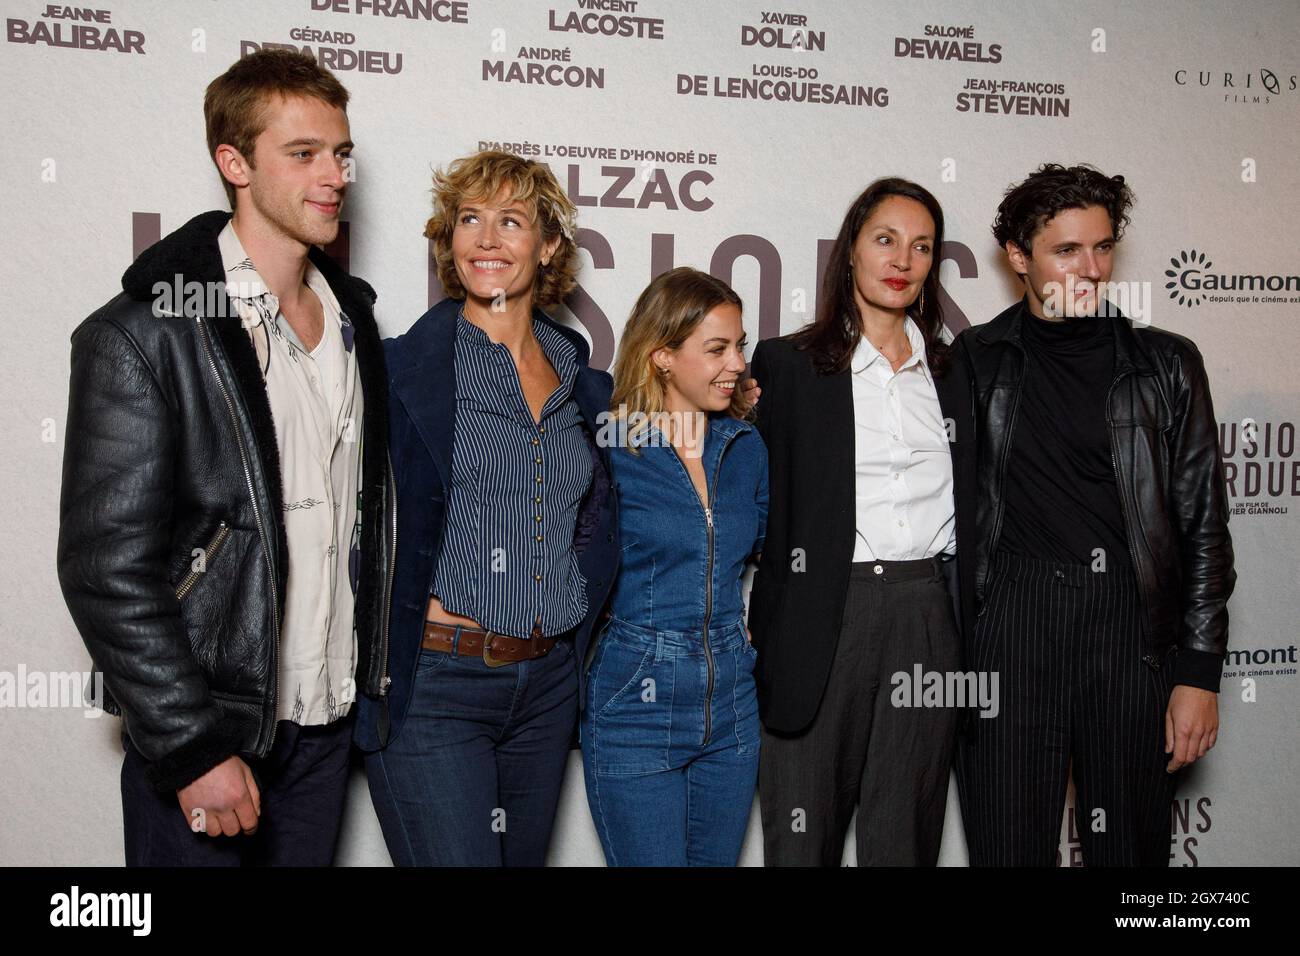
[{"left": 121, "top": 209, "right": 377, "bottom": 321}]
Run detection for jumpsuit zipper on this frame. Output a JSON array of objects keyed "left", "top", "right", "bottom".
[{"left": 670, "top": 427, "right": 741, "bottom": 746}]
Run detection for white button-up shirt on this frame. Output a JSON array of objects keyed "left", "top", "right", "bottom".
[
  {"left": 850, "top": 317, "right": 955, "bottom": 562},
  {"left": 218, "top": 222, "right": 363, "bottom": 726}
]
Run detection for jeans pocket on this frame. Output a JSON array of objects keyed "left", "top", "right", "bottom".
[
  {"left": 414, "top": 648, "right": 452, "bottom": 678},
  {"left": 591, "top": 641, "right": 655, "bottom": 720},
  {"left": 585, "top": 642, "right": 674, "bottom": 774},
  {"left": 732, "top": 653, "right": 760, "bottom": 756}
]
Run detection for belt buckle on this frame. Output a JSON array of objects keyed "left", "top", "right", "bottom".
[{"left": 482, "top": 632, "right": 512, "bottom": 668}]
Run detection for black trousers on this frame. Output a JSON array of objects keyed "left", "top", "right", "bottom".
[
  {"left": 759, "top": 558, "right": 961, "bottom": 866},
  {"left": 955, "top": 552, "right": 1179, "bottom": 866},
  {"left": 121, "top": 715, "right": 354, "bottom": 866}
]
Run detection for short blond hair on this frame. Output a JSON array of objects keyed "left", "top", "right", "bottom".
[
  {"left": 204, "top": 49, "right": 349, "bottom": 208},
  {"left": 424, "top": 150, "right": 579, "bottom": 309}
]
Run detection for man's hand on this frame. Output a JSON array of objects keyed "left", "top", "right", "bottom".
[
  {"left": 1165, "top": 685, "right": 1219, "bottom": 772},
  {"left": 738, "top": 377, "right": 760, "bottom": 414},
  {"left": 177, "top": 755, "right": 261, "bottom": 837}
]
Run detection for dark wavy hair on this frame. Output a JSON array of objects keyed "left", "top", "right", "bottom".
[
  {"left": 792, "top": 177, "right": 949, "bottom": 377},
  {"left": 992, "top": 163, "right": 1135, "bottom": 254}
]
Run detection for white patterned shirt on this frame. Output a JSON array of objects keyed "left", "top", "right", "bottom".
[{"left": 218, "top": 222, "right": 363, "bottom": 725}]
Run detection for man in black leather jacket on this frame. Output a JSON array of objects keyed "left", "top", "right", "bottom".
[
  {"left": 56, "top": 51, "right": 393, "bottom": 865},
  {"left": 953, "top": 164, "right": 1234, "bottom": 866}
]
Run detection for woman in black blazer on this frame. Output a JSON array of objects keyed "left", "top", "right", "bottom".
[{"left": 748, "top": 178, "right": 975, "bottom": 866}]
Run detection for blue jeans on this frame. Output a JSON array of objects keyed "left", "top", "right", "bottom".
[
  {"left": 364, "top": 635, "right": 578, "bottom": 866},
  {"left": 580, "top": 618, "right": 760, "bottom": 866}
]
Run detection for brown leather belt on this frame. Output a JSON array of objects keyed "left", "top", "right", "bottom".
[{"left": 422, "top": 620, "right": 556, "bottom": 668}]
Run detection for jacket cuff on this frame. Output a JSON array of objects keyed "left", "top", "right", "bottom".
[
  {"left": 142, "top": 714, "right": 248, "bottom": 793},
  {"left": 1173, "top": 648, "right": 1224, "bottom": 692}
]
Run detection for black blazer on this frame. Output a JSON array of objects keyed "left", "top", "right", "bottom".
[{"left": 747, "top": 334, "right": 976, "bottom": 734}]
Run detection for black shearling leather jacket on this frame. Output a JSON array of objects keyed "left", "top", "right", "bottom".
[
  {"left": 56, "top": 211, "right": 394, "bottom": 792},
  {"left": 955, "top": 300, "right": 1235, "bottom": 689}
]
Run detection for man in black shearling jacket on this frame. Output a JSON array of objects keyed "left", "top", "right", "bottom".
[
  {"left": 56, "top": 51, "right": 393, "bottom": 865},
  {"left": 953, "top": 164, "right": 1234, "bottom": 867}
]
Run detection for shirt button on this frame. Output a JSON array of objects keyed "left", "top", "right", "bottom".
[
  {"left": 893, "top": 473, "right": 900, "bottom": 480},
  {"left": 535, "top": 458, "right": 542, "bottom": 465},
  {"left": 873, "top": 564, "right": 884, "bottom": 575},
  {"left": 535, "top": 476, "right": 543, "bottom": 484},
  {"left": 532, "top": 438, "right": 540, "bottom": 446},
  {"left": 535, "top": 535, "right": 543, "bottom": 542},
  {"left": 897, "top": 520, "right": 905, "bottom": 527},
  {"left": 535, "top": 515, "right": 543, "bottom": 522},
  {"left": 534, "top": 496, "right": 542, "bottom": 504},
  {"left": 539, "top": 426, "right": 546, "bottom": 434},
  {"left": 534, "top": 574, "right": 542, "bottom": 582}
]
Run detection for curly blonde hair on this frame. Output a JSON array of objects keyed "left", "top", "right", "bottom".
[{"left": 424, "top": 150, "right": 579, "bottom": 309}]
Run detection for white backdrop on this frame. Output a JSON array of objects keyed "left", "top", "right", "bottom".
[{"left": 1, "top": 0, "right": 1296, "bottom": 866}]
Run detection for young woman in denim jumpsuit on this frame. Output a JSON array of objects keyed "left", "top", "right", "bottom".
[{"left": 581, "top": 267, "right": 768, "bottom": 866}]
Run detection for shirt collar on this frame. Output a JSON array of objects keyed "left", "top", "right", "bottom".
[
  {"left": 217, "top": 221, "right": 344, "bottom": 334},
  {"left": 849, "top": 316, "right": 931, "bottom": 382},
  {"left": 627, "top": 411, "right": 752, "bottom": 450},
  {"left": 218, "top": 221, "right": 272, "bottom": 304},
  {"left": 455, "top": 308, "right": 581, "bottom": 388}
]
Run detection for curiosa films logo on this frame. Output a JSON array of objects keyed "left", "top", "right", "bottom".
[
  {"left": 1164, "top": 249, "right": 1300, "bottom": 308},
  {"left": 1173, "top": 67, "right": 1298, "bottom": 104}
]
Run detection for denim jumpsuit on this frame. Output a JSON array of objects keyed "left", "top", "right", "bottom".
[{"left": 580, "top": 413, "right": 768, "bottom": 865}]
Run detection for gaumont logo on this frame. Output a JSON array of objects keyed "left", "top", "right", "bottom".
[
  {"left": 1173, "top": 67, "right": 1297, "bottom": 104},
  {"left": 1164, "top": 249, "right": 1300, "bottom": 308}
]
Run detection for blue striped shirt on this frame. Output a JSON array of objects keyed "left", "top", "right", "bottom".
[{"left": 430, "top": 311, "right": 594, "bottom": 638}]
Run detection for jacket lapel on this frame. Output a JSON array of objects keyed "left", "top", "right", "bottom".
[
  {"left": 823, "top": 363, "right": 857, "bottom": 530},
  {"left": 389, "top": 301, "right": 458, "bottom": 486}
]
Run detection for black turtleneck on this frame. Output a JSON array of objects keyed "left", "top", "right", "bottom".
[{"left": 999, "top": 304, "right": 1131, "bottom": 572}]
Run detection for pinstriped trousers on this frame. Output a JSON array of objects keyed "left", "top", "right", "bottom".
[{"left": 955, "top": 552, "right": 1179, "bottom": 866}]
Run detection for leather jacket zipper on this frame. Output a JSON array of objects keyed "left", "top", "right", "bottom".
[
  {"left": 174, "top": 521, "right": 231, "bottom": 600},
  {"left": 196, "top": 315, "right": 282, "bottom": 753},
  {"left": 379, "top": 451, "right": 397, "bottom": 695},
  {"left": 985, "top": 375, "right": 1023, "bottom": 595},
  {"left": 1104, "top": 369, "right": 1157, "bottom": 668}
]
